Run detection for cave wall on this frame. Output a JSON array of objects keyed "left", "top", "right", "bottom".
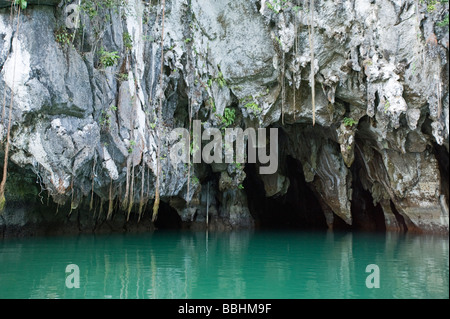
[{"left": 0, "top": 0, "right": 448, "bottom": 236}]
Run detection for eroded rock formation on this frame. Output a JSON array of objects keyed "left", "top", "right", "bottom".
[{"left": 0, "top": 0, "right": 448, "bottom": 236}]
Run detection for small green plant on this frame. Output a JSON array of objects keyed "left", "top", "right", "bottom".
[
  {"left": 420, "top": 0, "right": 448, "bottom": 13},
  {"left": 411, "top": 62, "right": 417, "bottom": 75},
  {"left": 116, "top": 72, "right": 129, "bottom": 82},
  {"left": 80, "top": 0, "right": 125, "bottom": 19},
  {"left": 238, "top": 184, "right": 244, "bottom": 190},
  {"left": 437, "top": 14, "right": 449, "bottom": 27},
  {"left": 343, "top": 117, "right": 357, "bottom": 127},
  {"left": 184, "top": 38, "right": 192, "bottom": 44},
  {"left": 208, "top": 97, "right": 216, "bottom": 112},
  {"left": 190, "top": 139, "right": 200, "bottom": 157},
  {"left": 221, "top": 108, "right": 236, "bottom": 127},
  {"left": 191, "top": 176, "right": 199, "bottom": 185},
  {"left": 142, "top": 35, "right": 154, "bottom": 42},
  {"left": 99, "top": 48, "right": 120, "bottom": 68},
  {"left": 80, "top": 0, "right": 99, "bottom": 19},
  {"left": 266, "top": 0, "right": 289, "bottom": 13},
  {"left": 99, "top": 111, "right": 111, "bottom": 129},
  {"left": 384, "top": 100, "right": 390, "bottom": 113},
  {"left": 206, "top": 71, "right": 227, "bottom": 89},
  {"left": 54, "top": 27, "right": 72, "bottom": 47},
  {"left": 216, "top": 71, "right": 226, "bottom": 88},
  {"left": 275, "top": 36, "right": 282, "bottom": 46},
  {"left": 427, "top": 0, "right": 438, "bottom": 12},
  {"left": 293, "top": 5, "right": 302, "bottom": 13},
  {"left": 244, "top": 101, "right": 262, "bottom": 114},
  {"left": 128, "top": 140, "right": 136, "bottom": 154},
  {"left": 123, "top": 32, "right": 133, "bottom": 51},
  {"left": 99, "top": 105, "right": 117, "bottom": 130},
  {"left": 14, "top": 0, "right": 27, "bottom": 10},
  {"left": 363, "top": 58, "right": 373, "bottom": 66}
]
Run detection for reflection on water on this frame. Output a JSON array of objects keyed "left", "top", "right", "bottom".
[{"left": 0, "top": 231, "right": 448, "bottom": 299}]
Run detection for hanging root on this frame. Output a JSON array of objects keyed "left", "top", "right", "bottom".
[
  {"left": 107, "top": 177, "right": 114, "bottom": 220},
  {"left": 152, "top": 0, "right": 166, "bottom": 223},
  {"left": 0, "top": 7, "right": 22, "bottom": 213},
  {"left": 293, "top": 1, "right": 299, "bottom": 121},
  {"left": 138, "top": 164, "right": 145, "bottom": 222},
  {"left": 152, "top": 188, "right": 160, "bottom": 222},
  {"left": 121, "top": 157, "right": 131, "bottom": 210},
  {"left": 127, "top": 163, "right": 135, "bottom": 221},
  {"left": 308, "top": 0, "right": 316, "bottom": 126},
  {"left": 89, "top": 159, "right": 96, "bottom": 212},
  {"left": 68, "top": 178, "right": 74, "bottom": 216},
  {"left": 0, "top": 194, "right": 5, "bottom": 213}
]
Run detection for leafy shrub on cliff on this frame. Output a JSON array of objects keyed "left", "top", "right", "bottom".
[
  {"left": 14, "top": 0, "right": 27, "bottom": 10},
  {"left": 99, "top": 48, "right": 120, "bottom": 68},
  {"left": 343, "top": 117, "right": 357, "bottom": 127}
]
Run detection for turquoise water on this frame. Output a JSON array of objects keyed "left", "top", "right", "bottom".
[{"left": 0, "top": 230, "right": 448, "bottom": 299}]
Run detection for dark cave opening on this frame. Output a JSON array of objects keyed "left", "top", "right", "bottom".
[
  {"left": 153, "top": 200, "right": 182, "bottom": 230},
  {"left": 433, "top": 142, "right": 449, "bottom": 209},
  {"left": 349, "top": 154, "right": 387, "bottom": 232},
  {"left": 243, "top": 156, "right": 328, "bottom": 230}
]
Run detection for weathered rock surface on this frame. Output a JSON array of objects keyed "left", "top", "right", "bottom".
[{"left": 0, "top": 0, "right": 448, "bottom": 236}]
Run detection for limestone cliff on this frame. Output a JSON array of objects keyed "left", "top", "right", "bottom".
[{"left": 0, "top": 0, "right": 448, "bottom": 236}]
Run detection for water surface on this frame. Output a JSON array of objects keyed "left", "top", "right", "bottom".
[{"left": 0, "top": 230, "right": 448, "bottom": 299}]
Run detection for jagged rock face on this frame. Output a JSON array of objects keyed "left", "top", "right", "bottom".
[{"left": 0, "top": 0, "right": 448, "bottom": 236}]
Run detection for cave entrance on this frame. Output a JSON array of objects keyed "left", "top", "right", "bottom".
[
  {"left": 349, "top": 158, "right": 387, "bottom": 232},
  {"left": 243, "top": 156, "right": 328, "bottom": 230},
  {"left": 153, "top": 201, "right": 182, "bottom": 230},
  {"left": 433, "top": 142, "right": 449, "bottom": 210}
]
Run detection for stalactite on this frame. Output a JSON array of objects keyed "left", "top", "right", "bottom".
[
  {"left": 308, "top": 0, "right": 316, "bottom": 126},
  {"left": 152, "top": 0, "right": 166, "bottom": 223},
  {"left": 437, "top": 78, "right": 442, "bottom": 118}
]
